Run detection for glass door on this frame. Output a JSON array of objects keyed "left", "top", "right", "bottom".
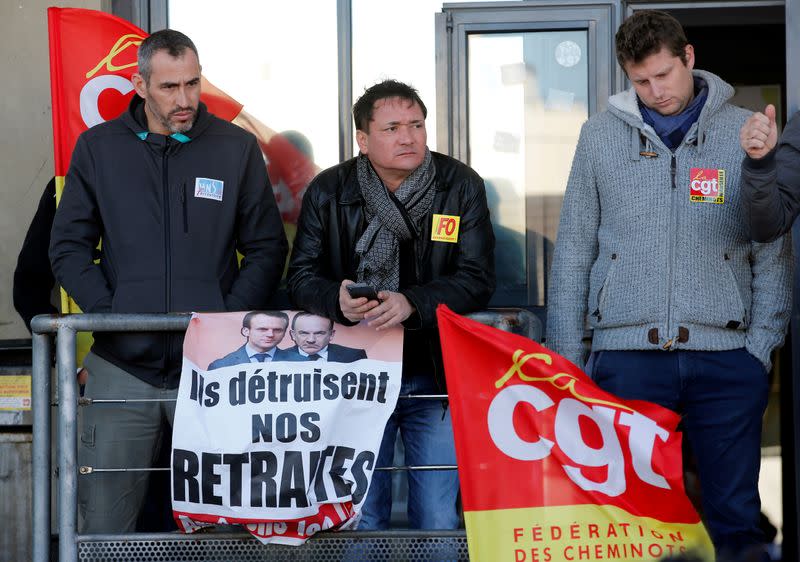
[{"left": 436, "top": 2, "right": 620, "bottom": 309}]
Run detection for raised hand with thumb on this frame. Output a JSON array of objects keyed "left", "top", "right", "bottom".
[{"left": 740, "top": 103, "right": 778, "bottom": 159}]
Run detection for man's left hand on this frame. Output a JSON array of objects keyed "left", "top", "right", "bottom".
[{"left": 364, "top": 291, "right": 415, "bottom": 330}]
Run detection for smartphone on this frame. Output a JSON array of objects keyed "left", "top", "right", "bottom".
[{"left": 346, "top": 283, "right": 380, "bottom": 301}]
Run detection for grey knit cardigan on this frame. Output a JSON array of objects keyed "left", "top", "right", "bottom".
[{"left": 546, "top": 70, "right": 792, "bottom": 371}]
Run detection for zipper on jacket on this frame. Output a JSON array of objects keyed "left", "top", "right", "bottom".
[
  {"left": 162, "top": 142, "right": 172, "bottom": 310},
  {"left": 670, "top": 154, "right": 677, "bottom": 190},
  {"left": 664, "top": 153, "right": 679, "bottom": 347},
  {"left": 162, "top": 141, "right": 173, "bottom": 377},
  {"left": 181, "top": 181, "right": 188, "bottom": 233}
]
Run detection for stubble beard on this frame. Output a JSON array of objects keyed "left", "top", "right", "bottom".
[{"left": 147, "top": 100, "right": 196, "bottom": 134}]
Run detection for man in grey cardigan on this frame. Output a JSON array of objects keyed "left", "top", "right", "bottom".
[{"left": 547, "top": 11, "right": 791, "bottom": 559}]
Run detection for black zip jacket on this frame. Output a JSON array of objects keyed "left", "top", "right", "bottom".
[
  {"left": 49, "top": 96, "right": 288, "bottom": 387},
  {"left": 287, "top": 152, "right": 495, "bottom": 388},
  {"left": 741, "top": 110, "right": 800, "bottom": 242}
]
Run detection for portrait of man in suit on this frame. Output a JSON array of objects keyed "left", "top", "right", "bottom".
[
  {"left": 208, "top": 311, "right": 290, "bottom": 369},
  {"left": 284, "top": 312, "right": 367, "bottom": 362}
]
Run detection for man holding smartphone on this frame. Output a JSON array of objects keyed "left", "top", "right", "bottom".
[{"left": 287, "top": 79, "right": 495, "bottom": 530}]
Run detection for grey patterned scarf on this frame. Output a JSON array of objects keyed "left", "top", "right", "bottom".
[{"left": 355, "top": 149, "right": 436, "bottom": 291}]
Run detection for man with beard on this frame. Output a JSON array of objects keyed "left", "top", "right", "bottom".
[{"left": 49, "top": 29, "right": 287, "bottom": 533}]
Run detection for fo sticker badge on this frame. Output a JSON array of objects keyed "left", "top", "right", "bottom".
[
  {"left": 431, "top": 214, "right": 460, "bottom": 243},
  {"left": 195, "top": 177, "right": 224, "bottom": 202},
  {"left": 689, "top": 168, "right": 725, "bottom": 204}
]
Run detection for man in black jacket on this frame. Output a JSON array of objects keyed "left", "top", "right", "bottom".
[
  {"left": 740, "top": 104, "right": 800, "bottom": 242},
  {"left": 49, "top": 30, "right": 287, "bottom": 533},
  {"left": 287, "top": 80, "right": 495, "bottom": 530}
]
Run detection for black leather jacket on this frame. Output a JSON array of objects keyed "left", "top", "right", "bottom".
[{"left": 287, "top": 152, "right": 495, "bottom": 387}]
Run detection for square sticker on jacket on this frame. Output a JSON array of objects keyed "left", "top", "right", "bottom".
[
  {"left": 431, "top": 214, "right": 460, "bottom": 243},
  {"left": 195, "top": 177, "right": 224, "bottom": 202},
  {"left": 689, "top": 168, "right": 725, "bottom": 204}
]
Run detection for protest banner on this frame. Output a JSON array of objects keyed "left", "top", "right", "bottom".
[
  {"left": 437, "top": 305, "right": 714, "bottom": 562},
  {"left": 173, "top": 311, "right": 403, "bottom": 545}
]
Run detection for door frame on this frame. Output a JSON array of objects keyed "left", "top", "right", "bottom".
[{"left": 436, "top": 1, "right": 621, "bottom": 157}]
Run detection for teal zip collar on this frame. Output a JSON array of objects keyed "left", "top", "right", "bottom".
[{"left": 136, "top": 131, "right": 191, "bottom": 143}]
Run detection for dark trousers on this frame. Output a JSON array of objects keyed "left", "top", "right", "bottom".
[
  {"left": 78, "top": 352, "right": 177, "bottom": 533},
  {"left": 587, "top": 348, "right": 769, "bottom": 559}
]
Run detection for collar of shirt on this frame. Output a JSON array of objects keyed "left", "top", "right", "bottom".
[
  {"left": 245, "top": 344, "right": 274, "bottom": 361},
  {"left": 299, "top": 347, "right": 328, "bottom": 360}
]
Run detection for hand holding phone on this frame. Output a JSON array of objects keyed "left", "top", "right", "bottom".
[
  {"left": 346, "top": 283, "right": 380, "bottom": 301},
  {"left": 339, "top": 279, "right": 382, "bottom": 323}
]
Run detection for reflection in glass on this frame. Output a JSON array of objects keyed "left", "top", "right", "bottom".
[
  {"left": 169, "top": 1, "right": 339, "bottom": 171},
  {"left": 352, "top": 0, "right": 444, "bottom": 150},
  {"left": 352, "top": 0, "right": 513, "bottom": 150},
  {"left": 468, "top": 31, "right": 588, "bottom": 306},
  {"left": 170, "top": 1, "right": 337, "bottom": 294}
]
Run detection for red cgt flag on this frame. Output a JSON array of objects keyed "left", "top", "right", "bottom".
[
  {"left": 436, "top": 305, "right": 714, "bottom": 562},
  {"left": 47, "top": 7, "right": 314, "bottom": 214},
  {"left": 48, "top": 7, "right": 243, "bottom": 181}
]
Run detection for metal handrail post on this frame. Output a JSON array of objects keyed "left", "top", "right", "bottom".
[
  {"left": 32, "top": 331, "right": 52, "bottom": 562},
  {"left": 57, "top": 325, "right": 78, "bottom": 562},
  {"left": 27, "top": 309, "right": 533, "bottom": 561}
]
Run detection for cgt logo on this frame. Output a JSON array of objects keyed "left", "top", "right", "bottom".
[
  {"left": 689, "top": 167, "right": 725, "bottom": 204},
  {"left": 431, "top": 214, "right": 460, "bottom": 243},
  {"left": 487, "top": 350, "right": 671, "bottom": 497},
  {"left": 79, "top": 33, "right": 143, "bottom": 128}
]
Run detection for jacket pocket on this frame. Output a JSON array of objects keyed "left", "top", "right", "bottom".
[
  {"left": 675, "top": 253, "right": 749, "bottom": 330},
  {"left": 96, "top": 279, "right": 166, "bottom": 366},
  {"left": 589, "top": 254, "right": 619, "bottom": 326},
  {"left": 80, "top": 424, "right": 95, "bottom": 448},
  {"left": 722, "top": 253, "right": 748, "bottom": 328}
]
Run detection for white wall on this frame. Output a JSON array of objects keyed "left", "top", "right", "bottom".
[{"left": 0, "top": 0, "right": 102, "bottom": 339}]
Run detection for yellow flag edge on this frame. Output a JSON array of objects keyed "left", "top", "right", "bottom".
[{"left": 464, "top": 503, "right": 714, "bottom": 562}]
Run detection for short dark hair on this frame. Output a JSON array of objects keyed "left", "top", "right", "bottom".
[
  {"left": 615, "top": 10, "right": 689, "bottom": 69},
  {"left": 352, "top": 79, "right": 427, "bottom": 132},
  {"left": 291, "top": 311, "right": 334, "bottom": 331},
  {"left": 137, "top": 29, "right": 198, "bottom": 84},
  {"left": 242, "top": 311, "right": 289, "bottom": 330}
]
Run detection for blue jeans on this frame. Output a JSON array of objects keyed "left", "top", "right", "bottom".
[
  {"left": 359, "top": 373, "right": 460, "bottom": 530},
  {"left": 588, "top": 348, "right": 769, "bottom": 560}
]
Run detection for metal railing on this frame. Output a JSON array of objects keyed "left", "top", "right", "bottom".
[{"left": 31, "top": 308, "right": 541, "bottom": 562}]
